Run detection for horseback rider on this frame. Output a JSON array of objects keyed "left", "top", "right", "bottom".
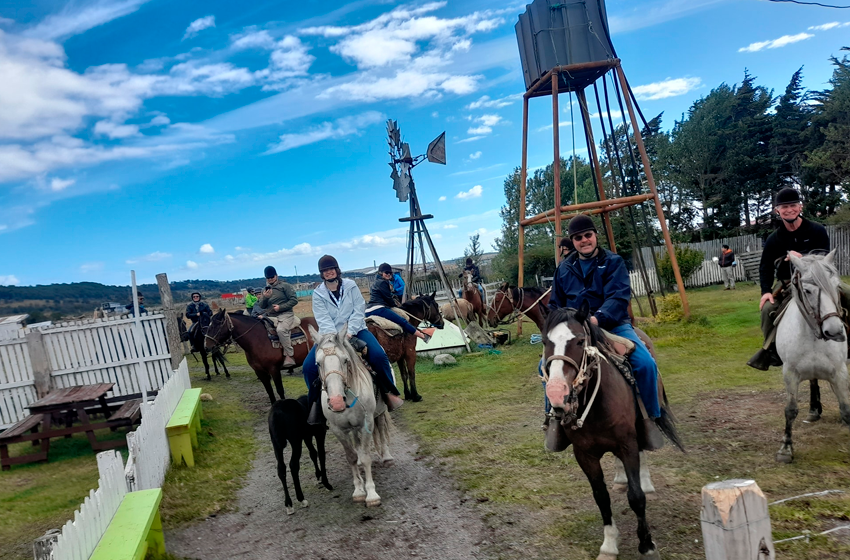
[
  {"left": 458, "top": 257, "right": 485, "bottom": 300},
  {"left": 366, "top": 263, "right": 435, "bottom": 342},
  {"left": 391, "top": 269, "right": 406, "bottom": 305},
  {"left": 244, "top": 287, "right": 259, "bottom": 315},
  {"left": 747, "top": 187, "right": 849, "bottom": 370},
  {"left": 548, "top": 214, "right": 664, "bottom": 449},
  {"left": 260, "top": 266, "right": 299, "bottom": 368},
  {"left": 125, "top": 292, "right": 146, "bottom": 316},
  {"left": 185, "top": 293, "right": 212, "bottom": 335},
  {"left": 558, "top": 237, "right": 574, "bottom": 263},
  {"left": 303, "top": 255, "right": 405, "bottom": 425}
]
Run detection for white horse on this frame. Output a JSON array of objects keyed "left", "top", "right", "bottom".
[
  {"left": 308, "top": 326, "right": 394, "bottom": 506},
  {"left": 775, "top": 251, "right": 850, "bottom": 463}
]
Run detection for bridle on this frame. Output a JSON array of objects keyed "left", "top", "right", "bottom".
[
  {"left": 543, "top": 322, "right": 606, "bottom": 429},
  {"left": 403, "top": 297, "right": 443, "bottom": 328},
  {"left": 316, "top": 343, "right": 359, "bottom": 411},
  {"left": 487, "top": 287, "right": 552, "bottom": 326},
  {"left": 791, "top": 270, "right": 845, "bottom": 341},
  {"left": 204, "top": 311, "right": 262, "bottom": 351}
]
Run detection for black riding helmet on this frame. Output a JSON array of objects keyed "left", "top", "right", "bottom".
[
  {"left": 774, "top": 187, "right": 801, "bottom": 206},
  {"left": 318, "top": 254, "right": 341, "bottom": 281},
  {"left": 558, "top": 237, "right": 575, "bottom": 252},
  {"left": 191, "top": 292, "right": 201, "bottom": 299},
  {"left": 568, "top": 214, "right": 597, "bottom": 238},
  {"left": 264, "top": 266, "right": 277, "bottom": 279}
]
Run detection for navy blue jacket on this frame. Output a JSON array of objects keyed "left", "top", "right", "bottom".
[
  {"left": 186, "top": 301, "right": 212, "bottom": 327},
  {"left": 548, "top": 249, "right": 631, "bottom": 330}
]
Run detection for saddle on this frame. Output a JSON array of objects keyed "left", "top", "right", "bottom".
[
  {"left": 600, "top": 330, "right": 636, "bottom": 357},
  {"left": 365, "top": 315, "right": 404, "bottom": 337},
  {"left": 258, "top": 317, "right": 309, "bottom": 349}
]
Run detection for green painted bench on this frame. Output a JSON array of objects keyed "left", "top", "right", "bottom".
[
  {"left": 165, "top": 388, "right": 202, "bottom": 467},
  {"left": 89, "top": 488, "right": 164, "bottom": 560}
]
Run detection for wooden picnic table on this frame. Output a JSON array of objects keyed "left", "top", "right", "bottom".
[{"left": 0, "top": 383, "right": 145, "bottom": 470}]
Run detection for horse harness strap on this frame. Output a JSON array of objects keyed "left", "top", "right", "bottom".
[
  {"left": 791, "top": 270, "right": 842, "bottom": 340},
  {"left": 545, "top": 343, "right": 606, "bottom": 429}
]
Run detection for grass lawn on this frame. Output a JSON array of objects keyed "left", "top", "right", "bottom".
[{"left": 398, "top": 281, "right": 850, "bottom": 559}]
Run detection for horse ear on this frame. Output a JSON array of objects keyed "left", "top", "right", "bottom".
[
  {"left": 789, "top": 252, "right": 804, "bottom": 271},
  {"left": 575, "top": 300, "right": 590, "bottom": 324},
  {"left": 824, "top": 249, "right": 837, "bottom": 266},
  {"left": 431, "top": 291, "right": 436, "bottom": 299},
  {"left": 307, "top": 324, "right": 319, "bottom": 341}
]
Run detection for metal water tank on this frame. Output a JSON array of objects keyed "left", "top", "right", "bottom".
[{"left": 515, "top": 0, "right": 616, "bottom": 92}]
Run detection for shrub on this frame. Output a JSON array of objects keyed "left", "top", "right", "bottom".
[
  {"left": 655, "top": 294, "right": 684, "bottom": 323},
  {"left": 656, "top": 246, "right": 704, "bottom": 288}
]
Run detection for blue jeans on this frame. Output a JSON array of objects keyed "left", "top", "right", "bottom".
[
  {"left": 303, "top": 329, "right": 399, "bottom": 404},
  {"left": 538, "top": 358, "right": 551, "bottom": 414},
  {"left": 366, "top": 307, "right": 417, "bottom": 334},
  {"left": 610, "top": 323, "right": 661, "bottom": 418},
  {"left": 457, "top": 286, "right": 485, "bottom": 300}
]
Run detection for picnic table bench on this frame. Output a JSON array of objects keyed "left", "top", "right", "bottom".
[
  {"left": 89, "top": 488, "right": 165, "bottom": 560},
  {"left": 165, "top": 388, "right": 203, "bottom": 467},
  {"left": 0, "top": 384, "right": 146, "bottom": 470}
]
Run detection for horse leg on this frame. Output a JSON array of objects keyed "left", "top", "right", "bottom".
[
  {"left": 574, "top": 450, "right": 618, "bottom": 560},
  {"left": 216, "top": 349, "right": 230, "bottom": 379},
  {"left": 272, "top": 441, "right": 294, "bottom": 514},
  {"left": 313, "top": 428, "right": 333, "bottom": 490},
  {"left": 357, "top": 427, "right": 381, "bottom": 507},
  {"left": 619, "top": 449, "right": 659, "bottom": 559},
  {"left": 374, "top": 412, "right": 394, "bottom": 466},
  {"left": 342, "top": 435, "right": 366, "bottom": 503},
  {"left": 398, "top": 354, "right": 411, "bottom": 401},
  {"left": 612, "top": 453, "right": 655, "bottom": 494},
  {"left": 405, "top": 341, "right": 422, "bottom": 402},
  {"left": 638, "top": 452, "right": 656, "bottom": 494},
  {"left": 826, "top": 369, "right": 850, "bottom": 428},
  {"left": 201, "top": 350, "right": 211, "bottom": 381},
  {"left": 303, "top": 436, "right": 322, "bottom": 486},
  {"left": 272, "top": 368, "right": 286, "bottom": 401},
  {"left": 612, "top": 458, "right": 627, "bottom": 491},
  {"left": 288, "top": 439, "right": 308, "bottom": 509},
  {"left": 258, "top": 371, "right": 276, "bottom": 404},
  {"left": 807, "top": 379, "right": 822, "bottom": 422},
  {"left": 776, "top": 374, "right": 799, "bottom": 463}
]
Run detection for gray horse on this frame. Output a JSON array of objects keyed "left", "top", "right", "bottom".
[{"left": 776, "top": 251, "right": 850, "bottom": 463}]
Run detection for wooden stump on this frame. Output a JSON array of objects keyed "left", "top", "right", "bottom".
[{"left": 700, "top": 479, "right": 775, "bottom": 560}]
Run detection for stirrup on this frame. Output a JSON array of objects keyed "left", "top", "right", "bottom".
[{"left": 307, "top": 401, "right": 325, "bottom": 425}]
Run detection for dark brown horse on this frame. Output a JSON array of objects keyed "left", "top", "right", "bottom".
[
  {"left": 541, "top": 302, "right": 683, "bottom": 559},
  {"left": 205, "top": 310, "right": 317, "bottom": 403},
  {"left": 486, "top": 283, "right": 550, "bottom": 331},
  {"left": 179, "top": 314, "right": 229, "bottom": 380},
  {"left": 368, "top": 293, "right": 444, "bottom": 402},
  {"left": 461, "top": 269, "right": 486, "bottom": 326}
]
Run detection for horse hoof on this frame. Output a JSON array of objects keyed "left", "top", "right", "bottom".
[
  {"left": 382, "top": 458, "right": 394, "bottom": 467},
  {"left": 596, "top": 554, "right": 617, "bottom": 560},
  {"left": 285, "top": 506, "right": 295, "bottom": 516},
  {"left": 411, "top": 394, "right": 423, "bottom": 402},
  {"left": 353, "top": 493, "right": 366, "bottom": 503},
  {"left": 806, "top": 412, "right": 821, "bottom": 422},
  {"left": 300, "top": 499, "right": 309, "bottom": 508},
  {"left": 640, "top": 547, "right": 660, "bottom": 560},
  {"left": 612, "top": 483, "right": 627, "bottom": 493},
  {"left": 366, "top": 498, "right": 382, "bottom": 508},
  {"left": 404, "top": 392, "right": 412, "bottom": 401},
  {"left": 775, "top": 451, "right": 794, "bottom": 464}
]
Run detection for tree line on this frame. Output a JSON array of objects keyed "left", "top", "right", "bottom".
[{"left": 493, "top": 55, "right": 850, "bottom": 282}]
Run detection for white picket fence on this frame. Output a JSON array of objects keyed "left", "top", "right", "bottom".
[
  {"left": 0, "top": 314, "right": 172, "bottom": 429},
  {"left": 630, "top": 259, "right": 749, "bottom": 297},
  {"left": 48, "top": 358, "right": 190, "bottom": 560}
]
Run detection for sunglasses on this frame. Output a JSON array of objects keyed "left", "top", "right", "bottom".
[{"left": 570, "top": 231, "right": 595, "bottom": 242}]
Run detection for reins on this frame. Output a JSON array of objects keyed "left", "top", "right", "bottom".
[
  {"left": 544, "top": 326, "right": 607, "bottom": 429},
  {"left": 489, "top": 287, "right": 552, "bottom": 325},
  {"left": 790, "top": 269, "right": 843, "bottom": 340}
]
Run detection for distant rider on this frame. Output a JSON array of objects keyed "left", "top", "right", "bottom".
[
  {"left": 366, "top": 262, "right": 435, "bottom": 342},
  {"left": 185, "top": 292, "right": 212, "bottom": 336},
  {"left": 260, "top": 266, "right": 299, "bottom": 368}
]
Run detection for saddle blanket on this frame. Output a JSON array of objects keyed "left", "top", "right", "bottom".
[{"left": 365, "top": 315, "right": 404, "bottom": 336}]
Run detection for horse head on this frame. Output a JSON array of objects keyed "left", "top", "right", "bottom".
[
  {"left": 463, "top": 269, "right": 476, "bottom": 290},
  {"left": 542, "top": 300, "right": 601, "bottom": 412},
  {"left": 789, "top": 250, "right": 845, "bottom": 342},
  {"left": 204, "top": 309, "right": 233, "bottom": 350},
  {"left": 308, "top": 325, "right": 357, "bottom": 413},
  {"left": 419, "top": 292, "right": 445, "bottom": 329},
  {"left": 487, "top": 283, "right": 514, "bottom": 328}
]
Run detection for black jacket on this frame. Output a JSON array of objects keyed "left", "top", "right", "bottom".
[
  {"left": 368, "top": 276, "right": 397, "bottom": 308},
  {"left": 186, "top": 301, "right": 213, "bottom": 327},
  {"left": 759, "top": 218, "right": 830, "bottom": 294},
  {"left": 718, "top": 249, "right": 735, "bottom": 268}
]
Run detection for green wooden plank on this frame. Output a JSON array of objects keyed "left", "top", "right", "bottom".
[
  {"left": 90, "top": 488, "right": 162, "bottom": 560},
  {"left": 165, "top": 389, "right": 202, "bottom": 429}
]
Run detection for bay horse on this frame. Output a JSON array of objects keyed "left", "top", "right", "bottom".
[
  {"left": 461, "top": 269, "right": 486, "bottom": 326},
  {"left": 486, "top": 283, "right": 550, "bottom": 331},
  {"left": 775, "top": 251, "right": 849, "bottom": 463},
  {"left": 542, "top": 301, "right": 683, "bottom": 559},
  {"left": 368, "top": 293, "right": 444, "bottom": 402},
  {"left": 308, "top": 325, "right": 393, "bottom": 507},
  {"left": 179, "top": 314, "right": 229, "bottom": 380},
  {"left": 205, "top": 310, "right": 317, "bottom": 404}
]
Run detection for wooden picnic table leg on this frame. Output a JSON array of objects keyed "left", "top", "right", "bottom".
[
  {"left": 98, "top": 395, "right": 112, "bottom": 419},
  {"left": 1, "top": 443, "right": 9, "bottom": 471},
  {"left": 76, "top": 405, "right": 101, "bottom": 450},
  {"left": 39, "top": 414, "right": 51, "bottom": 463}
]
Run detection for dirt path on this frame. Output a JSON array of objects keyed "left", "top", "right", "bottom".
[{"left": 166, "top": 399, "right": 491, "bottom": 560}]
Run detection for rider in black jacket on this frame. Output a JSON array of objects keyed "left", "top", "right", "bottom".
[{"left": 186, "top": 292, "right": 213, "bottom": 329}]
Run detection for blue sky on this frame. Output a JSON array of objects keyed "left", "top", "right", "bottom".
[{"left": 0, "top": 0, "right": 847, "bottom": 287}]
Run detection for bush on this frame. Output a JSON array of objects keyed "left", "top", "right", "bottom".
[
  {"left": 655, "top": 294, "right": 684, "bottom": 323},
  {"left": 656, "top": 246, "right": 704, "bottom": 288}
]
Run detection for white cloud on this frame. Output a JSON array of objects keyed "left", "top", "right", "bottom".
[
  {"left": 79, "top": 262, "right": 104, "bottom": 273},
  {"left": 457, "top": 135, "right": 483, "bottom": 143},
  {"left": 265, "top": 111, "right": 384, "bottom": 154},
  {"left": 126, "top": 251, "right": 172, "bottom": 264},
  {"left": 464, "top": 114, "right": 503, "bottom": 137},
  {"left": 808, "top": 22, "right": 849, "bottom": 31},
  {"left": 456, "top": 185, "right": 483, "bottom": 200},
  {"left": 235, "top": 246, "right": 250, "bottom": 251},
  {"left": 321, "top": 70, "right": 481, "bottom": 102},
  {"left": 94, "top": 120, "right": 140, "bottom": 138},
  {"left": 469, "top": 151, "right": 481, "bottom": 160},
  {"left": 467, "top": 125, "right": 491, "bottom": 135},
  {"left": 50, "top": 177, "right": 75, "bottom": 191},
  {"left": 24, "top": 0, "right": 152, "bottom": 41},
  {"left": 738, "top": 33, "right": 814, "bottom": 53},
  {"left": 186, "top": 260, "right": 199, "bottom": 270},
  {"left": 0, "top": 274, "right": 19, "bottom": 285},
  {"left": 200, "top": 243, "right": 215, "bottom": 253},
  {"left": 464, "top": 94, "right": 519, "bottom": 110},
  {"left": 537, "top": 122, "right": 572, "bottom": 132},
  {"left": 443, "top": 224, "right": 457, "bottom": 229},
  {"left": 183, "top": 16, "right": 216, "bottom": 40},
  {"left": 439, "top": 196, "right": 447, "bottom": 201},
  {"left": 149, "top": 115, "right": 170, "bottom": 126},
  {"left": 632, "top": 77, "right": 701, "bottom": 100},
  {"left": 589, "top": 110, "right": 623, "bottom": 120}
]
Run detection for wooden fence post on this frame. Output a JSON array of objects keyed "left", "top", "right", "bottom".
[
  {"left": 701, "top": 479, "right": 775, "bottom": 560},
  {"left": 26, "top": 331, "right": 53, "bottom": 398},
  {"left": 156, "top": 273, "right": 184, "bottom": 372}
]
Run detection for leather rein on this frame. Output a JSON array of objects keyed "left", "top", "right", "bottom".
[{"left": 488, "top": 287, "right": 552, "bottom": 325}]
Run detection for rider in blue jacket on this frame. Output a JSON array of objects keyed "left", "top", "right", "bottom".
[{"left": 549, "top": 214, "right": 663, "bottom": 449}]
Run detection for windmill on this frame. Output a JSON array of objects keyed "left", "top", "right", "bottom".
[{"left": 385, "top": 120, "right": 465, "bottom": 334}]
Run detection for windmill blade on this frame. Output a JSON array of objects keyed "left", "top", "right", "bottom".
[{"left": 427, "top": 131, "right": 446, "bottom": 165}]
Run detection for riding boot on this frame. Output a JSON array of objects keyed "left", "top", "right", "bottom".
[
  {"left": 307, "top": 401, "right": 325, "bottom": 426},
  {"left": 283, "top": 355, "right": 296, "bottom": 367},
  {"left": 640, "top": 418, "right": 665, "bottom": 451},
  {"left": 747, "top": 345, "right": 782, "bottom": 371},
  {"left": 544, "top": 415, "right": 570, "bottom": 452},
  {"left": 384, "top": 392, "right": 404, "bottom": 411}
]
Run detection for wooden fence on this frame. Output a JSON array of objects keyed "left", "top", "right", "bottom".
[{"left": 0, "top": 314, "right": 172, "bottom": 430}]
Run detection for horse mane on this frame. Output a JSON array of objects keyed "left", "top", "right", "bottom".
[{"left": 796, "top": 253, "right": 841, "bottom": 297}]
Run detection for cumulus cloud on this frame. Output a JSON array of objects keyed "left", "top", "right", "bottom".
[
  {"left": 0, "top": 274, "right": 20, "bottom": 285},
  {"left": 321, "top": 70, "right": 479, "bottom": 102},
  {"left": 464, "top": 94, "right": 519, "bottom": 110},
  {"left": 186, "top": 260, "right": 199, "bottom": 269},
  {"left": 738, "top": 33, "right": 813, "bottom": 53},
  {"left": 183, "top": 16, "right": 215, "bottom": 40},
  {"left": 265, "top": 111, "right": 384, "bottom": 154},
  {"left": 439, "top": 196, "right": 447, "bottom": 201},
  {"left": 632, "top": 77, "right": 701, "bottom": 100},
  {"left": 94, "top": 120, "right": 140, "bottom": 139},
  {"left": 456, "top": 185, "right": 483, "bottom": 200},
  {"left": 469, "top": 151, "right": 481, "bottom": 160},
  {"left": 50, "top": 177, "right": 75, "bottom": 191},
  {"left": 443, "top": 224, "right": 457, "bottom": 229},
  {"left": 200, "top": 243, "right": 215, "bottom": 253},
  {"left": 464, "top": 114, "right": 502, "bottom": 137},
  {"left": 126, "top": 251, "right": 171, "bottom": 264}
]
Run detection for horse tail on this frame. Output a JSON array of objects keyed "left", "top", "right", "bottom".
[
  {"left": 372, "top": 411, "right": 393, "bottom": 454},
  {"left": 657, "top": 386, "right": 685, "bottom": 452}
]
